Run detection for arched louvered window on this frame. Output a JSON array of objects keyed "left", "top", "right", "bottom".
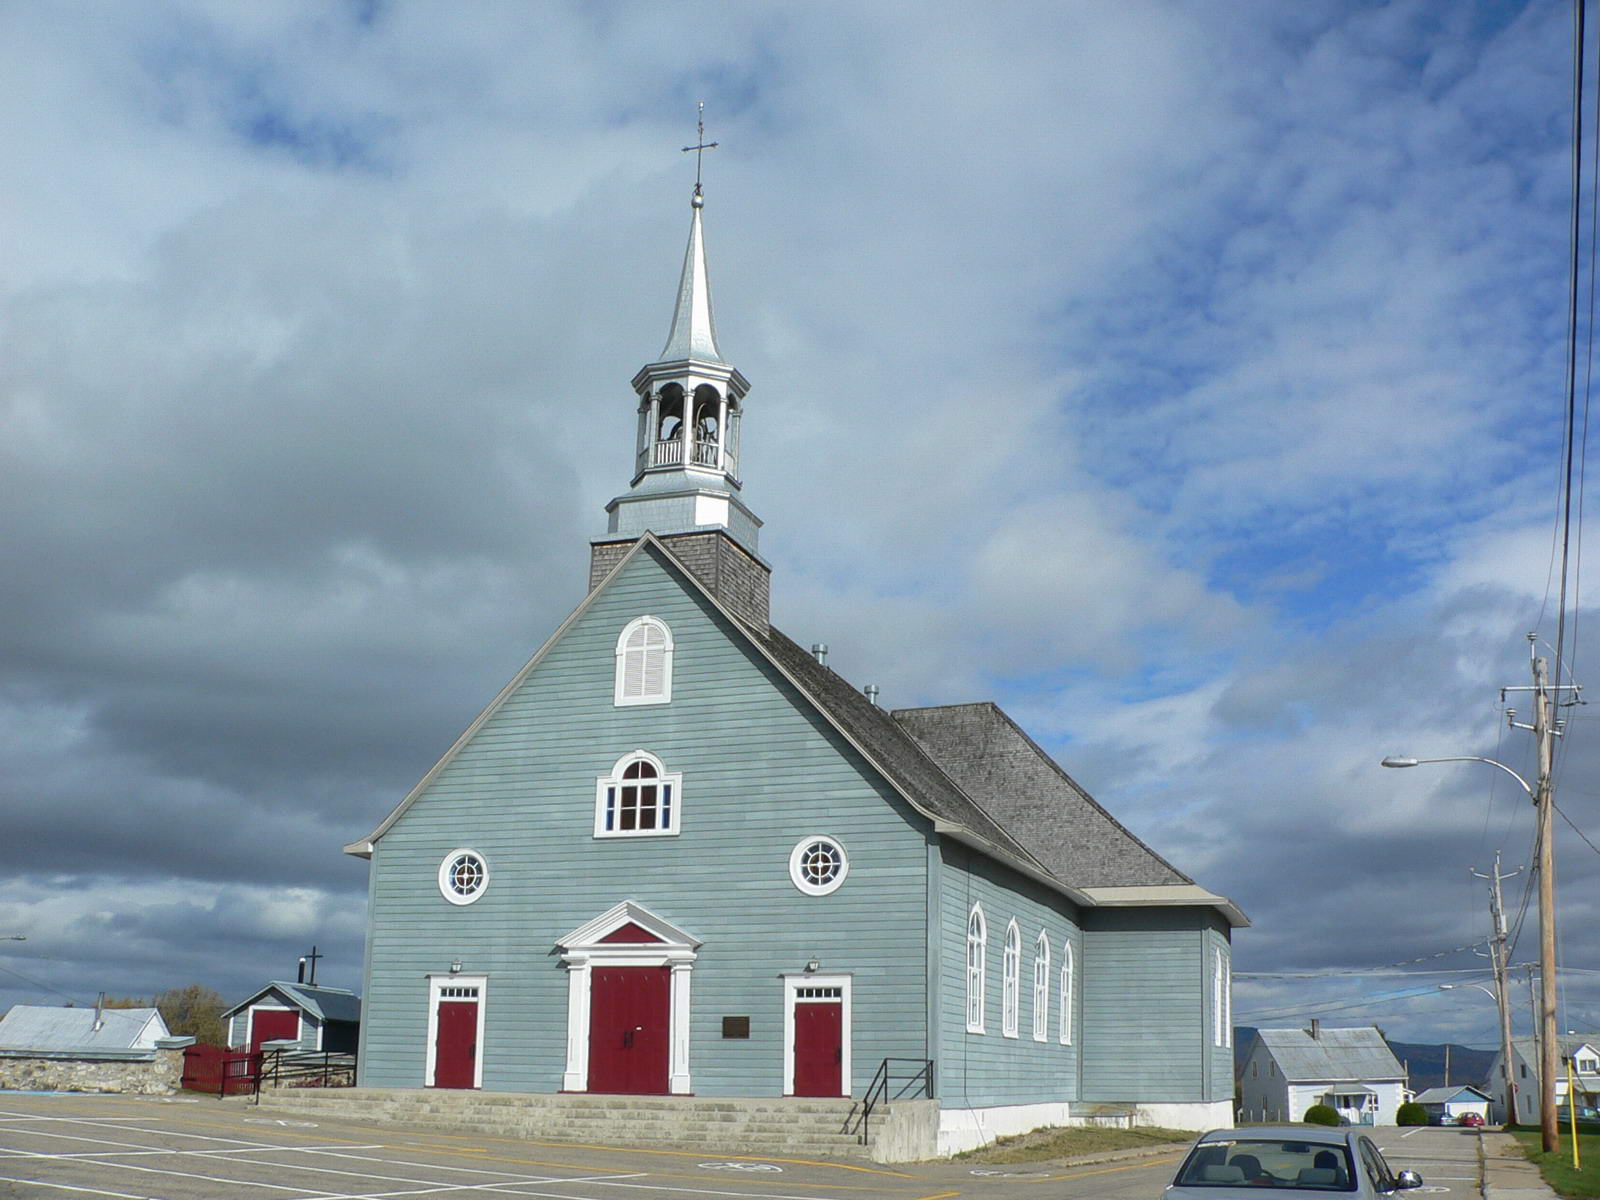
[
  {"left": 594, "top": 750, "right": 682, "bottom": 838},
  {"left": 1002, "top": 920, "right": 1021, "bottom": 1038},
  {"left": 615, "top": 616, "right": 673, "bottom": 706},
  {"left": 1059, "top": 942, "right": 1075, "bottom": 1046},
  {"left": 966, "top": 904, "right": 986, "bottom": 1033},
  {"left": 1032, "top": 931, "right": 1050, "bottom": 1042}
]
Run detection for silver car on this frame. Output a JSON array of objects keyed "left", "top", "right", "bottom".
[{"left": 1163, "top": 1126, "right": 1424, "bottom": 1197}]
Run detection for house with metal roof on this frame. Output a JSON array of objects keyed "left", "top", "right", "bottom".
[
  {"left": 345, "top": 175, "right": 1247, "bottom": 1157},
  {"left": 222, "top": 982, "right": 360, "bottom": 1055},
  {"left": 0, "top": 1004, "right": 170, "bottom": 1053},
  {"left": 1238, "top": 1024, "right": 1407, "bottom": 1125}
]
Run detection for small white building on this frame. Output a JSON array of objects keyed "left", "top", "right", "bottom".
[
  {"left": 1238, "top": 1024, "right": 1407, "bottom": 1126},
  {"left": 1413, "top": 1084, "right": 1491, "bottom": 1125},
  {"left": 0, "top": 1004, "right": 170, "bottom": 1052}
]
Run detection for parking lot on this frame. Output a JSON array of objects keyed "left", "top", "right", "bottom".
[{"left": 0, "top": 1094, "right": 1486, "bottom": 1200}]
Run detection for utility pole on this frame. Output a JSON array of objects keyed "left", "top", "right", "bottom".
[
  {"left": 1503, "top": 635, "right": 1576, "bottom": 1152},
  {"left": 1472, "top": 854, "right": 1521, "bottom": 1128}
]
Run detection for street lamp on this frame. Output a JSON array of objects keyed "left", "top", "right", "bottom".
[
  {"left": 1380, "top": 756, "right": 1534, "bottom": 797},
  {"left": 1384, "top": 750, "right": 1558, "bottom": 1148},
  {"left": 1439, "top": 983, "right": 1514, "bottom": 1125}
]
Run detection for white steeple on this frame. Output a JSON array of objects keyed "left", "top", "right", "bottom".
[{"left": 600, "top": 164, "right": 759, "bottom": 559}]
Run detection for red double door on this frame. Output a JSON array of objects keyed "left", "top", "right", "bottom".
[
  {"left": 793, "top": 998, "right": 844, "bottom": 1097},
  {"left": 588, "top": 966, "right": 671, "bottom": 1094}
]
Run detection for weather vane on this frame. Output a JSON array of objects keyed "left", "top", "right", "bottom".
[{"left": 681, "top": 101, "right": 718, "bottom": 204}]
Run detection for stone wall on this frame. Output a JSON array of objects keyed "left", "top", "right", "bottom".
[{"left": 0, "top": 1048, "right": 185, "bottom": 1095}]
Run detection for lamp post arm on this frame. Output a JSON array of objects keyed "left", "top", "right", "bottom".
[{"left": 1382, "top": 756, "right": 1535, "bottom": 798}]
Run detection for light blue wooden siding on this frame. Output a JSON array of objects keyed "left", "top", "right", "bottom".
[
  {"left": 1204, "top": 921, "right": 1234, "bottom": 1102},
  {"left": 359, "top": 545, "right": 933, "bottom": 1096},
  {"left": 936, "top": 845, "right": 1081, "bottom": 1107},
  {"left": 1080, "top": 908, "right": 1218, "bottom": 1102}
]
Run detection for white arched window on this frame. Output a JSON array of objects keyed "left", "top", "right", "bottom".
[
  {"left": 966, "top": 905, "right": 986, "bottom": 1033},
  {"left": 1032, "top": 931, "right": 1050, "bottom": 1042},
  {"left": 1059, "top": 942, "right": 1074, "bottom": 1046},
  {"left": 1002, "top": 920, "right": 1021, "bottom": 1038},
  {"left": 614, "top": 616, "right": 673, "bottom": 706},
  {"left": 594, "top": 750, "right": 682, "bottom": 838},
  {"left": 1213, "top": 947, "right": 1232, "bottom": 1047}
]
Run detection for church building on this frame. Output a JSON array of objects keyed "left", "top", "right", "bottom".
[{"left": 346, "top": 173, "right": 1246, "bottom": 1154}]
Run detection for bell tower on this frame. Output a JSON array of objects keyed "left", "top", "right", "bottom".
[{"left": 591, "top": 118, "right": 770, "bottom": 631}]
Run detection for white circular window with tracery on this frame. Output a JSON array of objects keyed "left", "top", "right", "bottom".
[
  {"left": 789, "top": 836, "right": 848, "bottom": 896},
  {"left": 438, "top": 849, "right": 489, "bottom": 905}
]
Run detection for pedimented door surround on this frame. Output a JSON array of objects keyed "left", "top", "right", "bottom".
[{"left": 557, "top": 900, "right": 700, "bottom": 1094}]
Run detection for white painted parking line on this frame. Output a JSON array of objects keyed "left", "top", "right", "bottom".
[{"left": 0, "top": 1172, "right": 167, "bottom": 1199}]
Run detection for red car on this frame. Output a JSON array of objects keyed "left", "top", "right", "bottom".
[{"left": 1457, "top": 1112, "right": 1486, "bottom": 1127}]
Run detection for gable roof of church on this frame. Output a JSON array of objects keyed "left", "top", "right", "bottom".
[{"left": 346, "top": 533, "right": 1244, "bottom": 925}]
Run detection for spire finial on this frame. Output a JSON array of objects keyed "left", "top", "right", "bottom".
[{"left": 681, "top": 101, "right": 718, "bottom": 208}]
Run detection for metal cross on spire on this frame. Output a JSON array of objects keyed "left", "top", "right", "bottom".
[{"left": 681, "top": 102, "right": 718, "bottom": 204}]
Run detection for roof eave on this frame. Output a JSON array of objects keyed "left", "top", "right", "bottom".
[{"left": 1078, "top": 884, "right": 1251, "bottom": 928}]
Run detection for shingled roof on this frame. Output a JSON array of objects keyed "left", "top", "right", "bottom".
[{"left": 891, "top": 702, "right": 1190, "bottom": 889}]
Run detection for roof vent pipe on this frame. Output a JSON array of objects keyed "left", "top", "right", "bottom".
[
  {"left": 811, "top": 643, "right": 828, "bottom": 665},
  {"left": 298, "top": 957, "right": 307, "bottom": 984},
  {"left": 1309, "top": 1018, "right": 1321, "bottom": 1039},
  {"left": 864, "top": 684, "right": 879, "bottom": 706}
]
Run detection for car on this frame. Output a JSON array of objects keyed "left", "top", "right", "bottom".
[
  {"left": 1456, "top": 1112, "right": 1485, "bottom": 1127},
  {"left": 1162, "top": 1125, "right": 1424, "bottom": 1197}
]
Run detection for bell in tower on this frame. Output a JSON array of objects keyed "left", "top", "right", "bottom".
[{"left": 590, "top": 115, "right": 770, "bottom": 631}]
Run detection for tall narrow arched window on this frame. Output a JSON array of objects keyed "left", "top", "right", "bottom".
[
  {"left": 966, "top": 905, "right": 986, "bottom": 1033},
  {"left": 594, "top": 750, "right": 682, "bottom": 838},
  {"left": 1032, "top": 931, "right": 1050, "bottom": 1042},
  {"left": 1059, "top": 942, "right": 1074, "bottom": 1046},
  {"left": 1002, "top": 920, "right": 1021, "bottom": 1038},
  {"left": 615, "top": 616, "right": 673, "bottom": 706},
  {"left": 1213, "top": 947, "right": 1232, "bottom": 1047}
]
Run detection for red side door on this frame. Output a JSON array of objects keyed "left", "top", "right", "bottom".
[
  {"left": 249, "top": 1008, "right": 299, "bottom": 1052},
  {"left": 793, "top": 1000, "right": 843, "bottom": 1097},
  {"left": 588, "top": 966, "right": 670, "bottom": 1094},
  {"left": 432, "top": 1000, "right": 479, "bottom": 1088}
]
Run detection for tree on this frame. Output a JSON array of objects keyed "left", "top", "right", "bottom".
[{"left": 153, "top": 985, "right": 228, "bottom": 1046}]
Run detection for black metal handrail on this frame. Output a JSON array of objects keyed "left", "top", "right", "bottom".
[{"left": 853, "top": 1057, "right": 934, "bottom": 1144}]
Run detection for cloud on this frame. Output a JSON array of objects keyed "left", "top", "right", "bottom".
[{"left": 0, "top": 0, "right": 1591, "bottom": 1051}]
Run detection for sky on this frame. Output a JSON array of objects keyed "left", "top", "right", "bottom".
[{"left": 1, "top": 0, "right": 1596, "bottom": 1056}]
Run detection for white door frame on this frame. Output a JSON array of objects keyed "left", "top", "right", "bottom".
[
  {"left": 781, "top": 973, "right": 852, "bottom": 1097},
  {"left": 424, "top": 974, "right": 487, "bottom": 1089},
  {"left": 556, "top": 900, "right": 700, "bottom": 1095}
]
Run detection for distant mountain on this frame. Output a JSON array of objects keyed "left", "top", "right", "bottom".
[
  {"left": 1233, "top": 1027, "right": 1496, "bottom": 1093},
  {"left": 1389, "top": 1040, "right": 1496, "bottom": 1093}
]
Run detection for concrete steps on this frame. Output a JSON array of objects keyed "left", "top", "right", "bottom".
[{"left": 253, "top": 1087, "right": 878, "bottom": 1159}]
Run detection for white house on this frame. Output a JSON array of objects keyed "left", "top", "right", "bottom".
[
  {"left": 1238, "top": 1024, "right": 1406, "bottom": 1126},
  {"left": 1487, "top": 1035, "right": 1600, "bottom": 1126}
]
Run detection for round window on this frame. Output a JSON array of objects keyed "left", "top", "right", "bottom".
[
  {"left": 789, "top": 835, "right": 848, "bottom": 896},
  {"left": 438, "top": 849, "right": 488, "bottom": 905}
]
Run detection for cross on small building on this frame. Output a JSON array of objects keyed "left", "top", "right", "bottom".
[
  {"left": 681, "top": 102, "right": 718, "bottom": 197},
  {"left": 298, "top": 945, "right": 322, "bottom": 987}
]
